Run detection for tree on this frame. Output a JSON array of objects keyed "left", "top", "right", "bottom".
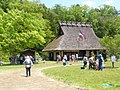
[
  {"left": 0, "top": 8, "right": 53, "bottom": 55},
  {"left": 88, "top": 5, "right": 119, "bottom": 38},
  {"left": 99, "top": 4, "right": 118, "bottom": 16},
  {"left": 94, "top": 15, "right": 120, "bottom": 38},
  {"left": 0, "top": 0, "right": 57, "bottom": 56},
  {"left": 0, "top": 0, "right": 11, "bottom": 12},
  {"left": 52, "top": 4, "right": 68, "bottom": 21},
  {"left": 100, "top": 35, "right": 120, "bottom": 56}
]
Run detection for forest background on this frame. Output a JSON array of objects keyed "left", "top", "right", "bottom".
[{"left": 0, "top": 0, "right": 120, "bottom": 61}]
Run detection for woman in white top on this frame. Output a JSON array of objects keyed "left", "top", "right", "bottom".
[
  {"left": 23, "top": 56, "right": 33, "bottom": 77},
  {"left": 111, "top": 55, "right": 116, "bottom": 68}
]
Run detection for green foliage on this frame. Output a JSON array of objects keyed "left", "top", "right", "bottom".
[
  {"left": 100, "top": 35, "right": 120, "bottom": 55},
  {"left": 99, "top": 4, "right": 118, "bottom": 16},
  {"left": 0, "top": 8, "right": 50, "bottom": 53},
  {"left": 94, "top": 16, "right": 120, "bottom": 38},
  {"left": 52, "top": 4, "right": 68, "bottom": 21},
  {"left": 0, "top": 1, "right": 55, "bottom": 56},
  {"left": 0, "top": 0, "right": 10, "bottom": 12},
  {"left": 52, "top": 4, "right": 89, "bottom": 22}
]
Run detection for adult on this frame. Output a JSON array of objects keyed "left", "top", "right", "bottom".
[
  {"left": 72, "top": 55, "right": 75, "bottom": 64},
  {"left": 89, "top": 56, "right": 95, "bottom": 69},
  {"left": 97, "top": 52, "right": 103, "bottom": 70},
  {"left": 111, "top": 54, "right": 116, "bottom": 68},
  {"left": 56, "top": 54, "right": 61, "bottom": 63},
  {"left": 23, "top": 56, "right": 33, "bottom": 77},
  {"left": 83, "top": 55, "right": 88, "bottom": 68},
  {"left": 63, "top": 55, "right": 67, "bottom": 66}
]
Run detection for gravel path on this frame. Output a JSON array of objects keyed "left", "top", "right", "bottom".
[{"left": 0, "top": 66, "right": 77, "bottom": 90}]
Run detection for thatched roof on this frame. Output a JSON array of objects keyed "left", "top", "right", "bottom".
[{"left": 43, "top": 22, "right": 105, "bottom": 51}]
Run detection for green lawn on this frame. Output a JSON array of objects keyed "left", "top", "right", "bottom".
[
  {"left": 0, "top": 61, "right": 57, "bottom": 72},
  {"left": 42, "top": 61, "right": 120, "bottom": 90},
  {"left": 1, "top": 60, "right": 120, "bottom": 90}
]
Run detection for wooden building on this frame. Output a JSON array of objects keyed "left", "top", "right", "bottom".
[
  {"left": 20, "top": 49, "right": 35, "bottom": 58},
  {"left": 42, "top": 21, "right": 105, "bottom": 60}
]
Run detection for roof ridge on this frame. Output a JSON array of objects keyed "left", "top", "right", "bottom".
[{"left": 59, "top": 21, "right": 92, "bottom": 27}]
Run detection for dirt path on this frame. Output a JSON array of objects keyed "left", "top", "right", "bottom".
[{"left": 0, "top": 65, "right": 78, "bottom": 90}]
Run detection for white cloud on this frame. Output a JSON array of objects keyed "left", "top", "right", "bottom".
[
  {"left": 81, "top": 0, "right": 95, "bottom": 7},
  {"left": 103, "top": 0, "right": 113, "bottom": 5}
]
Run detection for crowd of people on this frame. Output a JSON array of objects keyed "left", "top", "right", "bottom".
[
  {"left": 0, "top": 52, "right": 117, "bottom": 77},
  {"left": 56, "top": 54, "right": 75, "bottom": 66},
  {"left": 56, "top": 52, "right": 117, "bottom": 70},
  {"left": 81, "top": 52, "right": 117, "bottom": 70},
  {"left": 81, "top": 52, "right": 104, "bottom": 70}
]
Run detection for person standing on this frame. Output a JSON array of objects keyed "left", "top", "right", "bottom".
[
  {"left": 23, "top": 56, "right": 33, "bottom": 77},
  {"left": 111, "top": 54, "right": 116, "bottom": 68},
  {"left": 88, "top": 56, "right": 94, "bottom": 69},
  {"left": 56, "top": 54, "right": 61, "bottom": 63},
  {"left": 72, "top": 55, "right": 75, "bottom": 64},
  {"left": 63, "top": 55, "right": 67, "bottom": 66},
  {"left": 83, "top": 55, "right": 88, "bottom": 68},
  {"left": 97, "top": 52, "right": 103, "bottom": 70}
]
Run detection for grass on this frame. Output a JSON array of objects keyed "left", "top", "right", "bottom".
[
  {"left": 1, "top": 60, "right": 120, "bottom": 90},
  {"left": 0, "top": 62, "right": 24, "bottom": 72},
  {"left": 0, "top": 61, "right": 58, "bottom": 72},
  {"left": 42, "top": 61, "right": 120, "bottom": 90}
]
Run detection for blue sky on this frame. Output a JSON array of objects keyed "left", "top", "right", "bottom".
[{"left": 40, "top": 0, "right": 120, "bottom": 10}]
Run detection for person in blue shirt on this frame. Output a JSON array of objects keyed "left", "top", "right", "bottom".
[{"left": 97, "top": 52, "right": 103, "bottom": 70}]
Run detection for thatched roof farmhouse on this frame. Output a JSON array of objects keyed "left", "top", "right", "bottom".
[{"left": 43, "top": 21, "right": 105, "bottom": 60}]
